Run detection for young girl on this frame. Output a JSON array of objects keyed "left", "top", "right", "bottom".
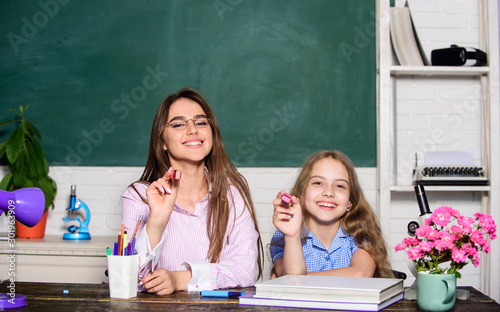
[
  {"left": 121, "top": 87, "right": 263, "bottom": 295},
  {"left": 270, "top": 150, "right": 393, "bottom": 278}
]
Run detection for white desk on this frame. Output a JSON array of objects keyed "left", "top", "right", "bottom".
[{"left": 0, "top": 235, "right": 115, "bottom": 283}]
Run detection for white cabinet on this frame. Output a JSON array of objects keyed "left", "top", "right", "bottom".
[
  {"left": 376, "top": 0, "right": 499, "bottom": 302},
  {"left": 0, "top": 236, "right": 114, "bottom": 283}
]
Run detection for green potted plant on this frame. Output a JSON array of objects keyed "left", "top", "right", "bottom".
[{"left": 0, "top": 105, "right": 57, "bottom": 238}]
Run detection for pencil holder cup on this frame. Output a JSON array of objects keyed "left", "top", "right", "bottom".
[{"left": 107, "top": 254, "right": 139, "bottom": 299}]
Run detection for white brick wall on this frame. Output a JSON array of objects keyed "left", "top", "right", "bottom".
[{"left": 395, "top": 76, "right": 482, "bottom": 186}]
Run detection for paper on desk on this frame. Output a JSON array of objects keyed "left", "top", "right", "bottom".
[{"left": 425, "top": 151, "right": 474, "bottom": 166}]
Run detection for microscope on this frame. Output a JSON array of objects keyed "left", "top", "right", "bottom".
[{"left": 62, "top": 185, "right": 91, "bottom": 240}]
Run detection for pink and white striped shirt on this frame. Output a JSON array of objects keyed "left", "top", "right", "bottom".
[{"left": 120, "top": 180, "right": 259, "bottom": 292}]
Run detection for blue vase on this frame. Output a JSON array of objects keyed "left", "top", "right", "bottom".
[{"left": 417, "top": 272, "right": 456, "bottom": 311}]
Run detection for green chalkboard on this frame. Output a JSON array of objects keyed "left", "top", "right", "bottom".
[{"left": 0, "top": 0, "right": 376, "bottom": 167}]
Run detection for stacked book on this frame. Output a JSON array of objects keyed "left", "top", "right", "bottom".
[
  {"left": 239, "top": 275, "right": 404, "bottom": 311},
  {"left": 389, "top": 3, "right": 429, "bottom": 66}
]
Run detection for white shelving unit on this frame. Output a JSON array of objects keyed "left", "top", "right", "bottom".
[{"left": 377, "top": 0, "right": 499, "bottom": 302}]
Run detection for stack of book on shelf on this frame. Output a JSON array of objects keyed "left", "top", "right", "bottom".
[
  {"left": 389, "top": 2, "right": 429, "bottom": 66},
  {"left": 239, "top": 275, "right": 404, "bottom": 311}
]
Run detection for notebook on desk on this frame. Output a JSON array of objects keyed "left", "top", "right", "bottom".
[{"left": 253, "top": 275, "right": 404, "bottom": 303}]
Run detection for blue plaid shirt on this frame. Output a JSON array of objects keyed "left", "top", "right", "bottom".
[{"left": 270, "top": 227, "right": 359, "bottom": 272}]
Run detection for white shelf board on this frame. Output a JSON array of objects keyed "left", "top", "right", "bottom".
[
  {"left": 390, "top": 185, "right": 491, "bottom": 192},
  {"left": 390, "top": 66, "right": 489, "bottom": 76}
]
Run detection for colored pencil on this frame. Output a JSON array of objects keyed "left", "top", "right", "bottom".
[
  {"left": 126, "top": 213, "right": 143, "bottom": 254},
  {"left": 118, "top": 224, "right": 124, "bottom": 256},
  {"left": 130, "top": 238, "right": 136, "bottom": 255},
  {"left": 122, "top": 231, "right": 127, "bottom": 255},
  {"left": 130, "top": 213, "right": 143, "bottom": 243}
]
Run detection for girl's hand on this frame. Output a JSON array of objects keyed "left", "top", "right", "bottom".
[
  {"left": 146, "top": 167, "right": 180, "bottom": 225},
  {"left": 272, "top": 190, "right": 302, "bottom": 238}
]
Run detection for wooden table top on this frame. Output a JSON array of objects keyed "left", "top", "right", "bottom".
[{"left": 0, "top": 281, "right": 499, "bottom": 311}]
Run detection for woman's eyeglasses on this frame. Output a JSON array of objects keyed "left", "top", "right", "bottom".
[{"left": 166, "top": 116, "right": 210, "bottom": 130}]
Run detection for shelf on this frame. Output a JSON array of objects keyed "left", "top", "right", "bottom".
[
  {"left": 390, "top": 66, "right": 489, "bottom": 76},
  {"left": 390, "top": 185, "right": 491, "bottom": 192},
  {"left": 378, "top": 0, "right": 500, "bottom": 301},
  {"left": 0, "top": 235, "right": 115, "bottom": 256}
]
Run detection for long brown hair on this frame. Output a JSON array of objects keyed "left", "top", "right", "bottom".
[
  {"left": 290, "top": 150, "right": 394, "bottom": 278},
  {"left": 134, "top": 87, "right": 263, "bottom": 279}
]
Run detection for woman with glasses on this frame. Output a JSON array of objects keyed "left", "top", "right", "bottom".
[{"left": 121, "top": 87, "right": 263, "bottom": 295}]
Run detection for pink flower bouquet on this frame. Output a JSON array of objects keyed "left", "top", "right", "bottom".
[{"left": 395, "top": 206, "right": 497, "bottom": 277}]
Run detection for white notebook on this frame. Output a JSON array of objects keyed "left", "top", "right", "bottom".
[{"left": 254, "top": 275, "right": 404, "bottom": 303}]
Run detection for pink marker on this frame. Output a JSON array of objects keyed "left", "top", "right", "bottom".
[
  {"left": 281, "top": 193, "right": 292, "bottom": 206},
  {"left": 170, "top": 170, "right": 182, "bottom": 180}
]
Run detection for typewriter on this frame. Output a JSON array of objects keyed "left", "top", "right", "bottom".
[{"left": 412, "top": 166, "right": 488, "bottom": 186}]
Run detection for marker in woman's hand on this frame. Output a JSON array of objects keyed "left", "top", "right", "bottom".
[{"left": 170, "top": 169, "right": 182, "bottom": 180}]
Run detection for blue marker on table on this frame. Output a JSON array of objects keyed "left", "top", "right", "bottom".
[{"left": 200, "top": 290, "right": 245, "bottom": 298}]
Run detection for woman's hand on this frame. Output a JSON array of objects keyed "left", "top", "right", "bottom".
[
  {"left": 145, "top": 167, "right": 180, "bottom": 249},
  {"left": 272, "top": 190, "right": 302, "bottom": 238},
  {"left": 142, "top": 269, "right": 176, "bottom": 295},
  {"left": 146, "top": 168, "right": 180, "bottom": 222},
  {"left": 142, "top": 269, "right": 192, "bottom": 295}
]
